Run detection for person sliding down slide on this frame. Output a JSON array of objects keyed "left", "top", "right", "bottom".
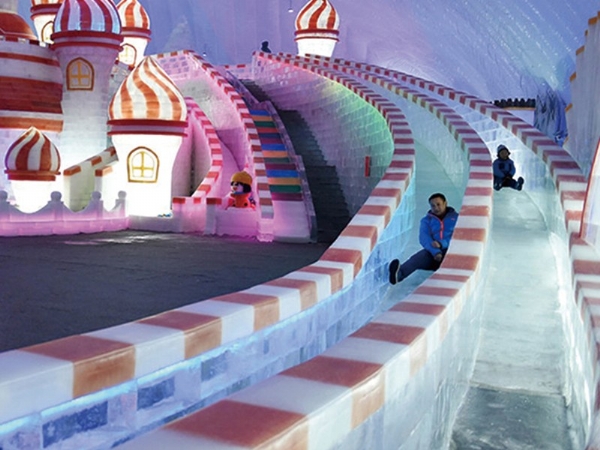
[
  {"left": 493, "top": 144, "right": 524, "bottom": 191},
  {"left": 388, "top": 192, "right": 458, "bottom": 284}
]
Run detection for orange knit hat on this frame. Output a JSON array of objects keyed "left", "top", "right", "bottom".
[{"left": 231, "top": 171, "right": 252, "bottom": 186}]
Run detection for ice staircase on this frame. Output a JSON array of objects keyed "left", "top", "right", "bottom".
[
  {"left": 242, "top": 80, "right": 350, "bottom": 243},
  {"left": 251, "top": 109, "right": 303, "bottom": 203},
  {"left": 249, "top": 108, "right": 312, "bottom": 242},
  {"left": 277, "top": 110, "right": 351, "bottom": 243}
]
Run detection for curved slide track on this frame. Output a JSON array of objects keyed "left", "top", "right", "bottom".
[
  {"left": 119, "top": 54, "right": 589, "bottom": 449},
  {"left": 0, "top": 52, "right": 595, "bottom": 450}
]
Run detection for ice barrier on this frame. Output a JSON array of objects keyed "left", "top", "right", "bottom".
[
  {"left": 2, "top": 50, "right": 597, "bottom": 449},
  {"left": 119, "top": 52, "right": 600, "bottom": 448},
  {"left": 0, "top": 190, "right": 128, "bottom": 236},
  {"left": 565, "top": 11, "right": 600, "bottom": 177},
  {"left": 324, "top": 55, "right": 593, "bottom": 448},
  {"left": 0, "top": 53, "right": 414, "bottom": 449},
  {"left": 116, "top": 53, "right": 494, "bottom": 449}
]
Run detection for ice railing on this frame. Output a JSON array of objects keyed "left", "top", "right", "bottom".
[
  {"left": 0, "top": 189, "right": 127, "bottom": 236},
  {"left": 0, "top": 54, "right": 416, "bottom": 450},
  {"left": 253, "top": 54, "right": 396, "bottom": 215},
  {"left": 117, "top": 53, "right": 494, "bottom": 449},
  {"left": 155, "top": 50, "right": 274, "bottom": 240},
  {"left": 565, "top": 11, "right": 600, "bottom": 176},
  {"left": 167, "top": 98, "right": 227, "bottom": 233},
  {"left": 311, "top": 54, "right": 597, "bottom": 448},
  {"left": 0, "top": 145, "right": 129, "bottom": 236},
  {"left": 222, "top": 61, "right": 317, "bottom": 242}
]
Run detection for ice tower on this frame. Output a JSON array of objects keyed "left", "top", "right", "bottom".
[
  {"left": 29, "top": 0, "right": 63, "bottom": 43},
  {"left": 51, "top": 0, "right": 122, "bottom": 170},
  {"left": 4, "top": 127, "right": 61, "bottom": 213},
  {"left": 108, "top": 56, "right": 187, "bottom": 217},
  {"left": 295, "top": 0, "right": 339, "bottom": 57},
  {"left": 116, "top": 0, "right": 150, "bottom": 68}
]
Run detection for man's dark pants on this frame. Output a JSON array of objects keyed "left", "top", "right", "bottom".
[{"left": 398, "top": 249, "right": 444, "bottom": 281}]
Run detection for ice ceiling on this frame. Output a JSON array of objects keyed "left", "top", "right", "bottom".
[{"left": 17, "top": 0, "right": 600, "bottom": 105}]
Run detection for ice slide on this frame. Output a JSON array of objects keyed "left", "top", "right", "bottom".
[
  {"left": 0, "top": 52, "right": 596, "bottom": 449},
  {"left": 117, "top": 55, "right": 589, "bottom": 449}
]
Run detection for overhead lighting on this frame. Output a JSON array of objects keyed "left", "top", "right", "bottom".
[{"left": 288, "top": 0, "right": 294, "bottom": 13}]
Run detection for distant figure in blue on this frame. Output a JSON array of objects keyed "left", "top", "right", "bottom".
[
  {"left": 261, "top": 41, "right": 272, "bottom": 53},
  {"left": 493, "top": 144, "right": 524, "bottom": 191},
  {"left": 388, "top": 192, "right": 459, "bottom": 285}
]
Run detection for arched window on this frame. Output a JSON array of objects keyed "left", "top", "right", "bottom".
[
  {"left": 41, "top": 21, "right": 54, "bottom": 44},
  {"left": 119, "top": 43, "right": 137, "bottom": 67},
  {"left": 128, "top": 147, "right": 159, "bottom": 183},
  {"left": 66, "top": 58, "right": 94, "bottom": 91}
]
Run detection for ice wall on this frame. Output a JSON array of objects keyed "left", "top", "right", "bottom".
[{"left": 17, "top": 0, "right": 598, "bottom": 107}]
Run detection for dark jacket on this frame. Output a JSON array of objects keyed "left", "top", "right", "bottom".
[
  {"left": 493, "top": 157, "right": 516, "bottom": 179},
  {"left": 419, "top": 207, "right": 459, "bottom": 256}
]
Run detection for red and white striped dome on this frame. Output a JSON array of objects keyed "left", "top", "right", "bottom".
[
  {"left": 116, "top": 0, "right": 150, "bottom": 37},
  {"left": 295, "top": 0, "right": 339, "bottom": 39},
  {"left": 53, "top": 0, "right": 121, "bottom": 35},
  {"left": 4, "top": 127, "right": 61, "bottom": 181},
  {"left": 109, "top": 56, "right": 187, "bottom": 122}
]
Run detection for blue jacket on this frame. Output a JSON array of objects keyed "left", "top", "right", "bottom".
[
  {"left": 419, "top": 206, "right": 459, "bottom": 256},
  {"left": 493, "top": 157, "right": 516, "bottom": 179}
]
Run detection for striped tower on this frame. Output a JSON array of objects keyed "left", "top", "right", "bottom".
[
  {"left": 4, "top": 127, "right": 61, "bottom": 212},
  {"left": 295, "top": 0, "right": 340, "bottom": 57},
  {"left": 0, "top": 6, "right": 63, "bottom": 196},
  {"left": 29, "top": 0, "right": 63, "bottom": 43},
  {"left": 116, "top": 0, "right": 150, "bottom": 68},
  {"left": 108, "top": 56, "right": 187, "bottom": 217},
  {"left": 51, "top": 0, "right": 122, "bottom": 170}
]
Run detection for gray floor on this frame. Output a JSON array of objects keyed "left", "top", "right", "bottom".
[{"left": 0, "top": 232, "right": 327, "bottom": 352}]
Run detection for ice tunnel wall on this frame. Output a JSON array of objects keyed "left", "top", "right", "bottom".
[{"left": 18, "top": 0, "right": 598, "bottom": 107}]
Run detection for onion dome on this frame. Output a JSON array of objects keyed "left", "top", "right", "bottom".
[
  {"left": 116, "top": 0, "right": 150, "bottom": 39},
  {"left": 0, "top": 11, "right": 38, "bottom": 39},
  {"left": 109, "top": 56, "right": 187, "bottom": 134},
  {"left": 295, "top": 0, "right": 339, "bottom": 41},
  {"left": 53, "top": 0, "right": 121, "bottom": 36},
  {"left": 4, "top": 127, "right": 61, "bottom": 181}
]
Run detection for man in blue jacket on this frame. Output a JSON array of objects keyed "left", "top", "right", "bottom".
[{"left": 389, "top": 192, "right": 459, "bottom": 285}]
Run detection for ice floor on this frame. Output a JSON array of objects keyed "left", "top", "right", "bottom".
[
  {"left": 383, "top": 143, "right": 573, "bottom": 449},
  {"left": 450, "top": 188, "right": 573, "bottom": 450}
]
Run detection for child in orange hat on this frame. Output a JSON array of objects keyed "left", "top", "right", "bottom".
[{"left": 225, "top": 171, "right": 256, "bottom": 209}]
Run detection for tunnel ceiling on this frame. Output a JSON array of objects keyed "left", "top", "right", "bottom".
[{"left": 17, "top": 0, "right": 600, "bottom": 104}]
